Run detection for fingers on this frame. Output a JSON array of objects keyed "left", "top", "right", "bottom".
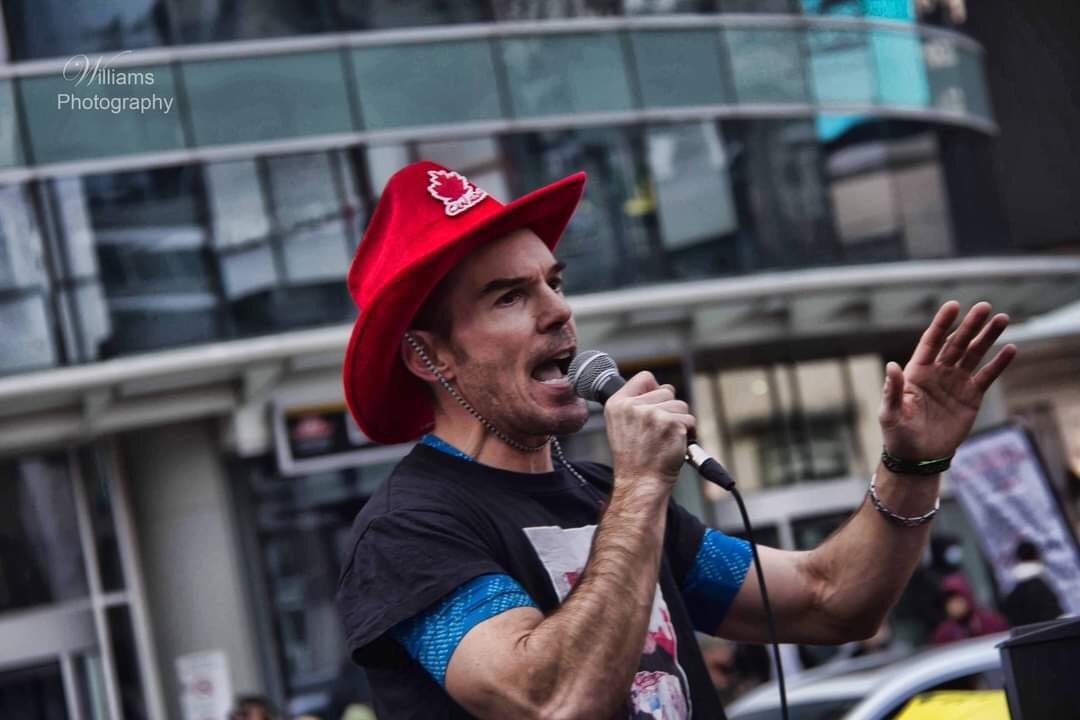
[
  {"left": 910, "top": 301, "right": 961, "bottom": 366},
  {"left": 973, "top": 344, "right": 1017, "bottom": 392},
  {"left": 937, "top": 302, "right": 992, "bottom": 366},
  {"left": 881, "top": 361, "right": 905, "bottom": 417},
  {"left": 958, "top": 312, "right": 1010, "bottom": 372},
  {"left": 619, "top": 371, "right": 660, "bottom": 397}
]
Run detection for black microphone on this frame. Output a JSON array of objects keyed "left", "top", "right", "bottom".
[{"left": 567, "top": 350, "right": 735, "bottom": 491}]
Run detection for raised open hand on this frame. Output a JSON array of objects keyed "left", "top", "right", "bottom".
[{"left": 879, "top": 301, "right": 1016, "bottom": 462}]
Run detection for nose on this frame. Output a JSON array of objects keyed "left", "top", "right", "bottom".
[{"left": 537, "top": 282, "right": 572, "bottom": 334}]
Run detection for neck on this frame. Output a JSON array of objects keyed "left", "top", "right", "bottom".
[{"left": 431, "top": 413, "right": 554, "bottom": 473}]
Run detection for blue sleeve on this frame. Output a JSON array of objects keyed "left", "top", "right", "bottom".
[
  {"left": 388, "top": 573, "right": 538, "bottom": 687},
  {"left": 681, "top": 528, "right": 753, "bottom": 633}
]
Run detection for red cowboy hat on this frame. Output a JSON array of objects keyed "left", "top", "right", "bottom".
[{"left": 343, "top": 160, "right": 586, "bottom": 444}]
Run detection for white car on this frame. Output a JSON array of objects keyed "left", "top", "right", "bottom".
[{"left": 727, "top": 633, "right": 1007, "bottom": 720}]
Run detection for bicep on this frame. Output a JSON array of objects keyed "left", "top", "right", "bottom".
[
  {"left": 714, "top": 544, "right": 833, "bottom": 644},
  {"left": 445, "top": 606, "right": 546, "bottom": 716},
  {"left": 389, "top": 573, "right": 545, "bottom": 717}
]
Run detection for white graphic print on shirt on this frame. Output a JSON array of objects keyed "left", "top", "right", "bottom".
[{"left": 522, "top": 524, "right": 691, "bottom": 719}]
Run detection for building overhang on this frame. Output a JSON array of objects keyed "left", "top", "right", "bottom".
[{"left": 1, "top": 256, "right": 1078, "bottom": 456}]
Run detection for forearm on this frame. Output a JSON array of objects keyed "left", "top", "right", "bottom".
[
  {"left": 518, "top": 481, "right": 668, "bottom": 717},
  {"left": 807, "top": 463, "right": 940, "bottom": 638}
]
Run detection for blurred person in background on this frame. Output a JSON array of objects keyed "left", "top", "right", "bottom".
[
  {"left": 1001, "top": 540, "right": 1064, "bottom": 627},
  {"left": 229, "top": 694, "right": 277, "bottom": 720},
  {"left": 930, "top": 574, "right": 1007, "bottom": 645}
]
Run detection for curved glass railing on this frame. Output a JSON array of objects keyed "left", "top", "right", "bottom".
[{"left": 0, "top": 16, "right": 991, "bottom": 174}]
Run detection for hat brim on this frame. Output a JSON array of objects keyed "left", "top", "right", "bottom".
[{"left": 343, "top": 171, "right": 586, "bottom": 445}]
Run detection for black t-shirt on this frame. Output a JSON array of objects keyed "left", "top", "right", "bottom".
[{"left": 336, "top": 443, "right": 727, "bottom": 719}]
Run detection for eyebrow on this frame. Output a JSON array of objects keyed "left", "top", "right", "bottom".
[{"left": 478, "top": 261, "right": 566, "bottom": 297}]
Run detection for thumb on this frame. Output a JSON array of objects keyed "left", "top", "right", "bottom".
[{"left": 881, "top": 362, "right": 904, "bottom": 416}]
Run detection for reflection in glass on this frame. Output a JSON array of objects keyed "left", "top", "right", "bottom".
[
  {"left": 647, "top": 122, "right": 739, "bottom": 278},
  {"left": 74, "top": 652, "right": 111, "bottom": 720},
  {"left": 924, "top": 36, "right": 989, "bottom": 119},
  {"left": 336, "top": 0, "right": 493, "bottom": 29},
  {"left": 0, "top": 82, "right": 22, "bottom": 168},
  {"left": 0, "top": 661, "right": 70, "bottom": 719},
  {"left": 107, "top": 605, "right": 148, "bottom": 720},
  {"left": 243, "top": 459, "right": 392, "bottom": 707},
  {"left": 84, "top": 165, "right": 222, "bottom": 355},
  {"left": 492, "top": 0, "right": 620, "bottom": 20},
  {"left": 173, "top": 0, "right": 327, "bottom": 43},
  {"left": 631, "top": 31, "right": 730, "bottom": 109},
  {"left": 183, "top": 52, "right": 354, "bottom": 146},
  {"left": 808, "top": 29, "right": 875, "bottom": 105},
  {"left": 351, "top": 41, "right": 501, "bottom": 130},
  {"left": 19, "top": 64, "right": 185, "bottom": 164},
  {"left": 502, "top": 127, "right": 655, "bottom": 292},
  {"left": 3, "top": 0, "right": 170, "bottom": 60},
  {"left": 723, "top": 119, "right": 835, "bottom": 270},
  {"left": 501, "top": 35, "right": 633, "bottom": 118},
  {"left": 724, "top": 29, "right": 808, "bottom": 106},
  {"left": 0, "top": 455, "right": 88, "bottom": 611},
  {"left": 80, "top": 448, "right": 126, "bottom": 592},
  {"left": 0, "top": 184, "right": 56, "bottom": 372},
  {"left": 624, "top": 0, "right": 717, "bottom": 13}
]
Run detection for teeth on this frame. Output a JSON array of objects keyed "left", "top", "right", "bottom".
[{"left": 539, "top": 375, "right": 568, "bottom": 385}]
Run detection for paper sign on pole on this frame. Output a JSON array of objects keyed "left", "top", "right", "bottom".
[
  {"left": 176, "top": 650, "right": 233, "bottom": 720},
  {"left": 950, "top": 425, "right": 1080, "bottom": 614}
]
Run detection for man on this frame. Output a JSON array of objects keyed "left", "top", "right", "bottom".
[
  {"left": 336, "top": 161, "right": 1016, "bottom": 718},
  {"left": 1001, "top": 540, "right": 1064, "bottom": 627}
]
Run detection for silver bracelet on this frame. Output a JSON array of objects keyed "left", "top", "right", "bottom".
[{"left": 867, "top": 473, "right": 939, "bottom": 528}]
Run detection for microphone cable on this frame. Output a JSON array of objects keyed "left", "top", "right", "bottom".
[
  {"left": 569, "top": 350, "right": 789, "bottom": 719},
  {"left": 687, "top": 453, "right": 788, "bottom": 720},
  {"left": 732, "top": 486, "right": 789, "bottom": 720}
]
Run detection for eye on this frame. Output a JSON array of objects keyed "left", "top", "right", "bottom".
[
  {"left": 496, "top": 289, "right": 522, "bottom": 306},
  {"left": 549, "top": 277, "right": 564, "bottom": 293}
]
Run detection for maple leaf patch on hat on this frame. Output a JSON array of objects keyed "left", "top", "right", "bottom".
[{"left": 426, "top": 169, "right": 488, "bottom": 217}]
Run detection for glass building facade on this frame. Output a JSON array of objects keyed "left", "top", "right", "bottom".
[{"left": 3, "top": 0, "right": 1076, "bottom": 717}]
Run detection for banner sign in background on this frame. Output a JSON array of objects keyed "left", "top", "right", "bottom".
[{"left": 950, "top": 425, "right": 1080, "bottom": 614}]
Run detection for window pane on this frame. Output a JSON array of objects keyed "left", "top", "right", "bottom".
[
  {"left": 501, "top": 35, "right": 634, "bottom": 117},
  {"left": 625, "top": 0, "right": 718, "bottom": 12},
  {"left": 0, "top": 455, "right": 88, "bottom": 611},
  {"left": 106, "top": 605, "right": 148, "bottom": 720},
  {"left": 0, "top": 186, "right": 47, "bottom": 290},
  {"left": 871, "top": 30, "right": 930, "bottom": 107},
  {"left": 724, "top": 29, "right": 809, "bottom": 105},
  {"left": 924, "top": 35, "right": 990, "bottom": 120},
  {"left": 205, "top": 159, "right": 271, "bottom": 249},
  {"left": 3, "top": 0, "right": 170, "bottom": 60},
  {"left": 173, "top": 0, "right": 328, "bottom": 44},
  {"left": 957, "top": 45, "right": 992, "bottom": 121},
  {"left": 0, "top": 293, "right": 56, "bottom": 372},
  {"left": 0, "top": 185, "right": 56, "bottom": 372},
  {"left": 79, "top": 448, "right": 125, "bottom": 592},
  {"left": 721, "top": 0, "right": 798, "bottom": 12},
  {"left": 84, "top": 165, "right": 224, "bottom": 356},
  {"left": 352, "top": 41, "right": 501, "bottom": 130},
  {"left": 501, "top": 128, "right": 655, "bottom": 291},
  {"left": 336, "top": 0, "right": 493, "bottom": 30},
  {"left": 19, "top": 64, "right": 185, "bottom": 164},
  {"left": 492, "top": 0, "right": 621, "bottom": 20},
  {"left": 646, "top": 122, "right": 739, "bottom": 278},
  {"left": 631, "top": 31, "right": 730, "bottom": 108},
  {"left": 0, "top": 82, "right": 23, "bottom": 167},
  {"left": 0, "top": 661, "right": 71, "bottom": 719},
  {"left": 808, "top": 29, "right": 875, "bottom": 105},
  {"left": 184, "top": 52, "right": 354, "bottom": 146}
]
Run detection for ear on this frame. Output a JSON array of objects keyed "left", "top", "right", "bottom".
[{"left": 401, "top": 330, "right": 456, "bottom": 385}]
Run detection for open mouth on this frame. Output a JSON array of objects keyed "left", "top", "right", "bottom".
[{"left": 530, "top": 349, "right": 574, "bottom": 385}]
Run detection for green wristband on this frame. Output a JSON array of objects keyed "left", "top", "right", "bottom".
[{"left": 881, "top": 446, "right": 952, "bottom": 475}]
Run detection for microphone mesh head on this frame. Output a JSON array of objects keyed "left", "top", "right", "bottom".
[{"left": 568, "top": 350, "right": 617, "bottom": 402}]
